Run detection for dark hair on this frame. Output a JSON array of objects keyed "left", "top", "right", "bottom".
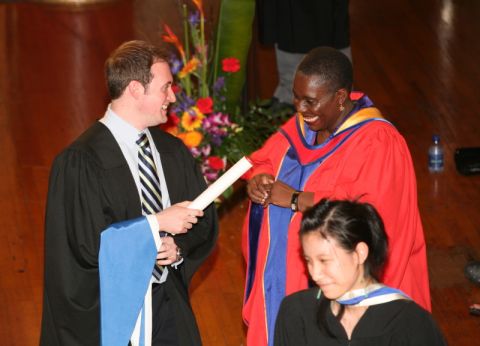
[
  {"left": 300, "top": 198, "right": 388, "bottom": 336},
  {"left": 296, "top": 47, "right": 353, "bottom": 93},
  {"left": 105, "top": 40, "right": 169, "bottom": 100}
]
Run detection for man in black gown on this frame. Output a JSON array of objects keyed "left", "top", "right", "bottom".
[{"left": 40, "top": 40, "right": 218, "bottom": 345}]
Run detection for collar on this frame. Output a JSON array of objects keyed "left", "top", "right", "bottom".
[
  {"left": 318, "top": 283, "right": 411, "bottom": 307},
  {"left": 100, "top": 105, "right": 145, "bottom": 145}
]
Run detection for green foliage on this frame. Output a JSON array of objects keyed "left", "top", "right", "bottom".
[
  {"left": 217, "top": 100, "right": 295, "bottom": 163},
  {"left": 213, "top": 0, "right": 255, "bottom": 114}
]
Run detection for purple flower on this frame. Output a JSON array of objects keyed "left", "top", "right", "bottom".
[
  {"left": 170, "top": 58, "right": 183, "bottom": 74},
  {"left": 189, "top": 11, "right": 200, "bottom": 25},
  {"left": 201, "top": 144, "right": 211, "bottom": 156},
  {"left": 210, "top": 134, "right": 222, "bottom": 146},
  {"left": 189, "top": 147, "right": 201, "bottom": 158},
  {"left": 213, "top": 77, "right": 225, "bottom": 93},
  {"left": 204, "top": 170, "right": 219, "bottom": 183}
]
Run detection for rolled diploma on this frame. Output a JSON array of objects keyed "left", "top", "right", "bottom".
[{"left": 189, "top": 157, "right": 252, "bottom": 210}]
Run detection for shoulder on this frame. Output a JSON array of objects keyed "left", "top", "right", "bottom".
[
  {"left": 393, "top": 299, "right": 436, "bottom": 322},
  {"left": 54, "top": 122, "right": 111, "bottom": 168},
  {"left": 348, "top": 118, "right": 412, "bottom": 156},
  {"left": 374, "top": 300, "right": 445, "bottom": 340},
  {"left": 149, "top": 126, "right": 189, "bottom": 154},
  {"left": 280, "top": 288, "right": 319, "bottom": 314}
]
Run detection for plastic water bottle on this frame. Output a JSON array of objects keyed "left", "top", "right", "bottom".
[{"left": 428, "top": 135, "right": 444, "bottom": 173}]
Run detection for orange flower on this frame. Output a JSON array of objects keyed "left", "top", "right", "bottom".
[
  {"left": 165, "top": 126, "right": 179, "bottom": 136},
  {"left": 196, "top": 97, "right": 213, "bottom": 114},
  {"left": 178, "top": 57, "right": 200, "bottom": 78},
  {"left": 181, "top": 107, "right": 204, "bottom": 131},
  {"left": 178, "top": 131, "right": 203, "bottom": 148},
  {"left": 192, "top": 0, "right": 204, "bottom": 16},
  {"left": 222, "top": 57, "right": 240, "bottom": 73},
  {"left": 162, "top": 24, "right": 185, "bottom": 61}
]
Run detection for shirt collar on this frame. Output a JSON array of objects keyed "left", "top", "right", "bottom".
[{"left": 101, "top": 105, "right": 145, "bottom": 144}]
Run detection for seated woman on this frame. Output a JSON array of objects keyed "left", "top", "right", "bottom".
[{"left": 274, "top": 199, "right": 446, "bottom": 345}]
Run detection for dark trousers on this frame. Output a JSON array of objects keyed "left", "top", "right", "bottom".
[{"left": 128, "top": 282, "right": 178, "bottom": 346}]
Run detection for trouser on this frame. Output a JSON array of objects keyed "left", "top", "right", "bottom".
[{"left": 128, "top": 282, "right": 178, "bottom": 346}]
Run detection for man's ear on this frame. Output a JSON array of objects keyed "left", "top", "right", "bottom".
[
  {"left": 355, "top": 242, "right": 369, "bottom": 265},
  {"left": 127, "top": 80, "right": 144, "bottom": 99}
]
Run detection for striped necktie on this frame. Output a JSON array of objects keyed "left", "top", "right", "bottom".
[
  {"left": 137, "top": 132, "right": 164, "bottom": 279},
  {"left": 137, "top": 132, "right": 163, "bottom": 214}
]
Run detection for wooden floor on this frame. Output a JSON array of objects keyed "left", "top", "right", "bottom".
[{"left": 1, "top": 0, "right": 480, "bottom": 344}]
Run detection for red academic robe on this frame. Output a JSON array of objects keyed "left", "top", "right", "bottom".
[{"left": 242, "top": 95, "right": 431, "bottom": 346}]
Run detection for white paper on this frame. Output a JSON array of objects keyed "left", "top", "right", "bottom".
[{"left": 189, "top": 157, "right": 253, "bottom": 210}]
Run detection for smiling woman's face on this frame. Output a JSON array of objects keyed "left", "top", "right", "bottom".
[
  {"left": 302, "top": 232, "right": 366, "bottom": 300},
  {"left": 292, "top": 72, "right": 343, "bottom": 134}
]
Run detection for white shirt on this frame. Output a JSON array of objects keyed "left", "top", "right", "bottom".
[{"left": 99, "top": 106, "right": 174, "bottom": 279}]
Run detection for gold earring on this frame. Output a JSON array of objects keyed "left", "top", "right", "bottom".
[{"left": 339, "top": 104, "right": 345, "bottom": 112}]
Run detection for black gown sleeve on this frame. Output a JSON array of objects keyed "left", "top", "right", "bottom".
[
  {"left": 403, "top": 303, "right": 448, "bottom": 346},
  {"left": 41, "top": 147, "right": 107, "bottom": 346}
]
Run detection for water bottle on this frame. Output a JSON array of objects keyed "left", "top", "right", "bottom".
[{"left": 428, "top": 135, "right": 444, "bottom": 173}]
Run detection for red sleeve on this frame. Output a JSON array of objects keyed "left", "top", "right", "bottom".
[{"left": 243, "top": 131, "right": 289, "bottom": 180}]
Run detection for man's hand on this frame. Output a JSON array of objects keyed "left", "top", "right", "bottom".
[
  {"left": 155, "top": 201, "right": 203, "bottom": 235},
  {"left": 156, "top": 236, "right": 181, "bottom": 266},
  {"left": 247, "top": 173, "right": 275, "bottom": 206}
]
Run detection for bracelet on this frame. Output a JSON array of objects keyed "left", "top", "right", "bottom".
[{"left": 290, "top": 191, "right": 301, "bottom": 212}]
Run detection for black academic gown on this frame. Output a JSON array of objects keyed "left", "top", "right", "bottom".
[
  {"left": 257, "top": 0, "right": 350, "bottom": 53},
  {"left": 274, "top": 288, "right": 447, "bottom": 346},
  {"left": 40, "top": 122, "right": 218, "bottom": 346}
]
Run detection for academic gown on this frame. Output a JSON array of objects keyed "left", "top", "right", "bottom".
[
  {"left": 40, "top": 122, "right": 218, "bottom": 345},
  {"left": 274, "top": 288, "right": 447, "bottom": 346},
  {"left": 242, "top": 95, "right": 430, "bottom": 346}
]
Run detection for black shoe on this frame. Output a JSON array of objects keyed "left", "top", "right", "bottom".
[{"left": 464, "top": 261, "right": 480, "bottom": 285}]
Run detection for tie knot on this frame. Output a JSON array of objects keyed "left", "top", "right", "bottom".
[{"left": 136, "top": 132, "right": 149, "bottom": 148}]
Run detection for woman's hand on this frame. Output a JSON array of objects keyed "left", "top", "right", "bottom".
[
  {"left": 247, "top": 174, "right": 275, "bottom": 206},
  {"left": 267, "top": 180, "right": 296, "bottom": 208}
]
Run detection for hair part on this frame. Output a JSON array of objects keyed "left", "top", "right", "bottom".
[
  {"left": 297, "top": 46, "right": 353, "bottom": 93},
  {"left": 105, "top": 40, "right": 169, "bottom": 100}
]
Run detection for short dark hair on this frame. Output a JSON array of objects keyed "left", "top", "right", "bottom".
[
  {"left": 105, "top": 40, "right": 169, "bottom": 99},
  {"left": 300, "top": 198, "right": 388, "bottom": 281},
  {"left": 300, "top": 198, "right": 388, "bottom": 337},
  {"left": 296, "top": 47, "right": 353, "bottom": 93}
]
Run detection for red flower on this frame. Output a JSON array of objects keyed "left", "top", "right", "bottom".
[
  {"left": 160, "top": 112, "right": 180, "bottom": 131},
  {"left": 221, "top": 57, "right": 240, "bottom": 73},
  {"left": 207, "top": 156, "right": 225, "bottom": 170},
  {"left": 196, "top": 97, "right": 214, "bottom": 114},
  {"left": 172, "top": 84, "right": 182, "bottom": 94},
  {"left": 162, "top": 24, "right": 185, "bottom": 61}
]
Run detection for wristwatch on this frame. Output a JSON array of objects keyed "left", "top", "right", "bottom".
[
  {"left": 176, "top": 246, "right": 183, "bottom": 262},
  {"left": 290, "top": 191, "right": 301, "bottom": 212}
]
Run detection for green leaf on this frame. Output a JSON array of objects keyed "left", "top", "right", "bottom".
[{"left": 213, "top": 0, "right": 255, "bottom": 114}]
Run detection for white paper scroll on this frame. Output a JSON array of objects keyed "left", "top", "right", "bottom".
[{"left": 189, "top": 156, "right": 253, "bottom": 210}]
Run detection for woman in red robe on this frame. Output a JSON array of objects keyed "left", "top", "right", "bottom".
[{"left": 242, "top": 47, "right": 430, "bottom": 346}]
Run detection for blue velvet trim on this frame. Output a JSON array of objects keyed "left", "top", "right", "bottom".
[
  {"left": 245, "top": 203, "right": 264, "bottom": 303},
  {"left": 99, "top": 217, "right": 157, "bottom": 346}
]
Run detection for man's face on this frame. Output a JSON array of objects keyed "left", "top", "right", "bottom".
[{"left": 137, "top": 61, "right": 176, "bottom": 127}]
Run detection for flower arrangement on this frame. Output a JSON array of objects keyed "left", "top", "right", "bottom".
[{"left": 160, "top": 0, "right": 241, "bottom": 184}]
